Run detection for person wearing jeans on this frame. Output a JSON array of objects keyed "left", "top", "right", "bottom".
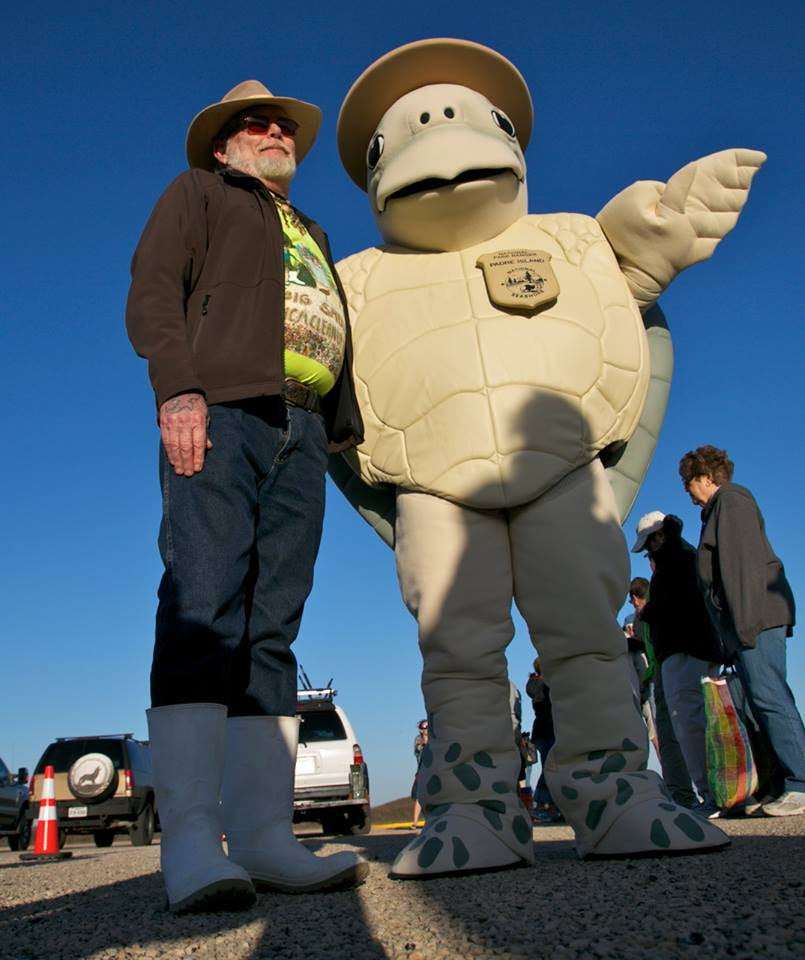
[
  {"left": 634, "top": 512, "right": 724, "bottom": 816},
  {"left": 126, "top": 80, "right": 366, "bottom": 913},
  {"left": 680, "top": 444, "right": 805, "bottom": 817}
]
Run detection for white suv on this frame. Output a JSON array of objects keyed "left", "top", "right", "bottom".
[{"left": 293, "top": 689, "right": 370, "bottom": 835}]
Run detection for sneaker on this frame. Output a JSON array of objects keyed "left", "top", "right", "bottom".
[
  {"left": 694, "top": 801, "right": 723, "bottom": 820},
  {"left": 761, "top": 791, "right": 805, "bottom": 817}
]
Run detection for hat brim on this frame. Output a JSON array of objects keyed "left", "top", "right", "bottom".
[
  {"left": 337, "top": 38, "right": 533, "bottom": 190},
  {"left": 186, "top": 95, "right": 322, "bottom": 171}
]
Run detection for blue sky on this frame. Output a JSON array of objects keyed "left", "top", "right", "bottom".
[{"left": 2, "top": 1, "right": 804, "bottom": 806}]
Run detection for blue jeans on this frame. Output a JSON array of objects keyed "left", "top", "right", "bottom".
[
  {"left": 151, "top": 398, "right": 328, "bottom": 717},
  {"left": 532, "top": 737, "right": 555, "bottom": 805},
  {"left": 733, "top": 626, "right": 805, "bottom": 793},
  {"left": 661, "top": 653, "right": 720, "bottom": 806}
]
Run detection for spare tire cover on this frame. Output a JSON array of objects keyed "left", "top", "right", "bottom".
[{"left": 68, "top": 753, "right": 118, "bottom": 802}]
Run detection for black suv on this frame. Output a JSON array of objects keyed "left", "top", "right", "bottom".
[
  {"left": 0, "top": 756, "right": 31, "bottom": 850},
  {"left": 29, "top": 734, "right": 158, "bottom": 847}
]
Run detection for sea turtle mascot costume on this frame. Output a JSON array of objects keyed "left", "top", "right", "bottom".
[{"left": 331, "top": 38, "right": 765, "bottom": 876}]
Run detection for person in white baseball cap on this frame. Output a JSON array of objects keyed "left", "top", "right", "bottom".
[{"left": 631, "top": 510, "right": 666, "bottom": 553}]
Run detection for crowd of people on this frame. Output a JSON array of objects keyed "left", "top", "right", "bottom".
[
  {"left": 625, "top": 445, "right": 803, "bottom": 818},
  {"left": 481, "top": 444, "right": 804, "bottom": 826}
]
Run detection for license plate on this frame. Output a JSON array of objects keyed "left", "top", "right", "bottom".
[
  {"left": 68, "top": 806, "right": 88, "bottom": 818},
  {"left": 295, "top": 756, "right": 315, "bottom": 774}
]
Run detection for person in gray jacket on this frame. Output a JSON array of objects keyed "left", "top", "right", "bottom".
[{"left": 679, "top": 444, "right": 805, "bottom": 817}]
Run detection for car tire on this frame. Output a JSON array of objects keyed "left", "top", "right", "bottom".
[
  {"left": 319, "top": 812, "right": 345, "bottom": 836},
  {"left": 348, "top": 813, "right": 371, "bottom": 836},
  {"left": 129, "top": 802, "right": 155, "bottom": 846},
  {"left": 68, "top": 753, "right": 119, "bottom": 804},
  {"left": 93, "top": 830, "right": 115, "bottom": 848},
  {"left": 58, "top": 828, "right": 67, "bottom": 849},
  {"left": 8, "top": 813, "right": 32, "bottom": 851}
]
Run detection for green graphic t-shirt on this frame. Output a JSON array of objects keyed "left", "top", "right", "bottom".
[{"left": 276, "top": 198, "right": 346, "bottom": 397}]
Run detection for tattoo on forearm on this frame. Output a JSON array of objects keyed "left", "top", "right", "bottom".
[{"left": 165, "top": 395, "right": 204, "bottom": 414}]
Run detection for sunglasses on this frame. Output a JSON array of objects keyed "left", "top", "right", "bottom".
[{"left": 236, "top": 114, "right": 299, "bottom": 137}]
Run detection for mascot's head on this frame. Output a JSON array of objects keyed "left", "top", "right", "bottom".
[{"left": 338, "top": 38, "right": 533, "bottom": 251}]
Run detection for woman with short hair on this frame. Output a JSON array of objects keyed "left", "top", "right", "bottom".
[{"left": 679, "top": 445, "right": 805, "bottom": 816}]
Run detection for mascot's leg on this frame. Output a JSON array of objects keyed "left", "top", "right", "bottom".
[
  {"left": 391, "top": 491, "right": 534, "bottom": 878},
  {"left": 510, "top": 459, "right": 729, "bottom": 858}
]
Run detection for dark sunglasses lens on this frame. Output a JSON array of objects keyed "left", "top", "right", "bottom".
[
  {"left": 244, "top": 117, "right": 271, "bottom": 134},
  {"left": 242, "top": 116, "right": 299, "bottom": 136}
]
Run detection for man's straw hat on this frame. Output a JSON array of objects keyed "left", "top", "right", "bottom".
[
  {"left": 186, "top": 80, "right": 322, "bottom": 171},
  {"left": 337, "top": 38, "right": 533, "bottom": 189}
]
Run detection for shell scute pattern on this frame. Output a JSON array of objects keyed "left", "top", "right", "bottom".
[{"left": 337, "top": 213, "right": 649, "bottom": 509}]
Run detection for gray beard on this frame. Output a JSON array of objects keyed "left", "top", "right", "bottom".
[{"left": 224, "top": 140, "right": 297, "bottom": 184}]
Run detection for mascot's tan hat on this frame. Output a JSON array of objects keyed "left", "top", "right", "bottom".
[
  {"left": 186, "top": 80, "right": 322, "bottom": 171},
  {"left": 337, "top": 38, "right": 533, "bottom": 189}
]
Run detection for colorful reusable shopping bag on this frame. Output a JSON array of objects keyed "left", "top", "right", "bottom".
[{"left": 702, "top": 675, "right": 758, "bottom": 808}]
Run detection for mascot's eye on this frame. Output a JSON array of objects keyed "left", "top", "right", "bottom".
[
  {"left": 367, "top": 133, "right": 384, "bottom": 169},
  {"left": 491, "top": 110, "right": 516, "bottom": 138}
]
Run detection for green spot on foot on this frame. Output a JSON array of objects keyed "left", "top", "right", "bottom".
[
  {"left": 650, "top": 819, "right": 671, "bottom": 848},
  {"left": 572, "top": 770, "right": 591, "bottom": 780},
  {"left": 417, "top": 837, "right": 444, "bottom": 869},
  {"left": 622, "top": 738, "right": 640, "bottom": 752},
  {"left": 512, "top": 815, "right": 532, "bottom": 844},
  {"left": 451, "top": 836, "right": 470, "bottom": 868},
  {"left": 453, "top": 764, "right": 481, "bottom": 791},
  {"left": 492, "top": 781, "right": 510, "bottom": 794},
  {"left": 674, "top": 813, "right": 705, "bottom": 842},
  {"left": 473, "top": 751, "right": 494, "bottom": 768},
  {"left": 427, "top": 803, "right": 451, "bottom": 816},
  {"left": 561, "top": 786, "right": 579, "bottom": 800},
  {"left": 659, "top": 802, "right": 677, "bottom": 812},
  {"left": 615, "top": 778, "right": 633, "bottom": 806},
  {"left": 445, "top": 742, "right": 461, "bottom": 763},
  {"left": 587, "top": 749, "right": 607, "bottom": 761},
  {"left": 585, "top": 799, "right": 607, "bottom": 831},
  {"left": 482, "top": 807, "right": 503, "bottom": 830},
  {"left": 600, "top": 753, "right": 626, "bottom": 774},
  {"left": 479, "top": 799, "right": 506, "bottom": 814},
  {"left": 426, "top": 775, "right": 442, "bottom": 796},
  {"left": 434, "top": 820, "right": 447, "bottom": 833}
]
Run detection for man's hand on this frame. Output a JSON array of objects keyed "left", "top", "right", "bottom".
[{"left": 159, "top": 393, "right": 212, "bottom": 477}]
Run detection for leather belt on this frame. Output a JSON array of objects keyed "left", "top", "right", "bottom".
[{"left": 283, "top": 378, "right": 322, "bottom": 414}]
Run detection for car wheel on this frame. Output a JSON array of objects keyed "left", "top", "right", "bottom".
[
  {"left": 348, "top": 813, "right": 371, "bottom": 836},
  {"left": 129, "top": 802, "right": 155, "bottom": 846},
  {"left": 8, "top": 814, "right": 32, "bottom": 851},
  {"left": 93, "top": 830, "right": 115, "bottom": 848},
  {"left": 319, "top": 812, "right": 345, "bottom": 836},
  {"left": 58, "top": 829, "right": 67, "bottom": 849}
]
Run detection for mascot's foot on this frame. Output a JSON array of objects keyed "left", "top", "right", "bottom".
[
  {"left": 389, "top": 801, "right": 534, "bottom": 879},
  {"left": 580, "top": 795, "right": 730, "bottom": 859}
]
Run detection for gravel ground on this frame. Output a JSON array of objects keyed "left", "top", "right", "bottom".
[{"left": 1, "top": 817, "right": 803, "bottom": 960}]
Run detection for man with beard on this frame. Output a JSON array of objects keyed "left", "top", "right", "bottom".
[{"left": 126, "top": 81, "right": 365, "bottom": 914}]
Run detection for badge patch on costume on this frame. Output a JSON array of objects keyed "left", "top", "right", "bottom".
[{"left": 475, "top": 249, "right": 559, "bottom": 310}]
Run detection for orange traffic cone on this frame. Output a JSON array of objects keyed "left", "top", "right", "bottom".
[{"left": 20, "top": 765, "right": 72, "bottom": 862}]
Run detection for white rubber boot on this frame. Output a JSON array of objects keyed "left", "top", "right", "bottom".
[
  {"left": 222, "top": 716, "right": 369, "bottom": 892},
  {"left": 147, "top": 704, "right": 255, "bottom": 914}
]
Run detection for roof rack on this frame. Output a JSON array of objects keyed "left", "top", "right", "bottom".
[
  {"left": 55, "top": 734, "right": 135, "bottom": 742},
  {"left": 296, "top": 688, "right": 337, "bottom": 702}
]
